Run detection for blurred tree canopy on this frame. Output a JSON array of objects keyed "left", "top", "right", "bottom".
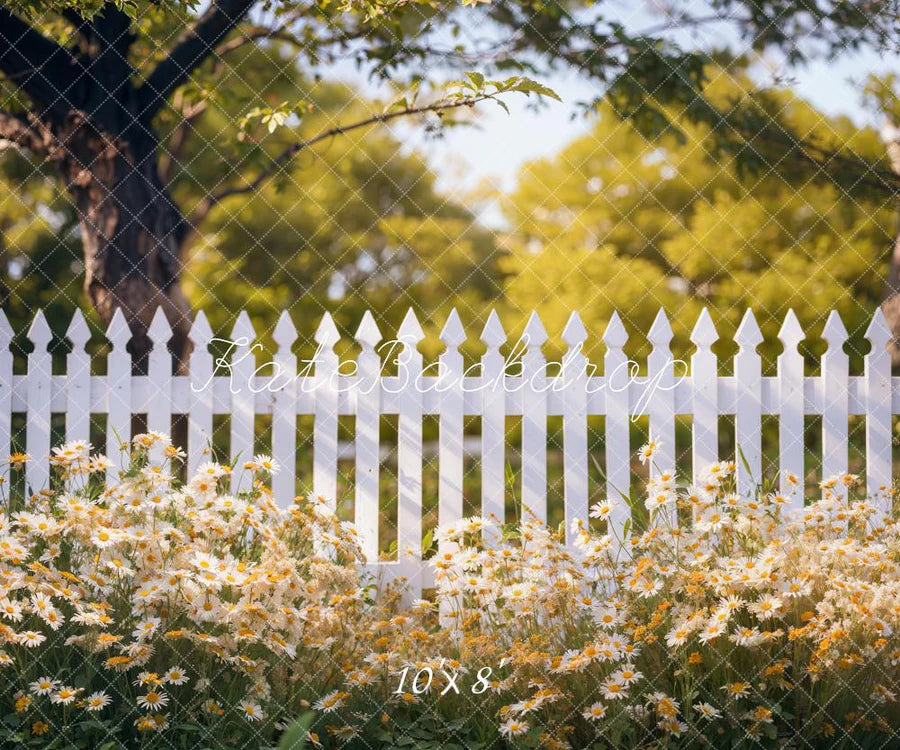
[
  {"left": 0, "top": 74, "right": 502, "bottom": 362},
  {"left": 159, "top": 56, "right": 504, "bottom": 356},
  {"left": 0, "top": 0, "right": 898, "bottom": 369},
  {"left": 500, "top": 63, "right": 896, "bottom": 368}
]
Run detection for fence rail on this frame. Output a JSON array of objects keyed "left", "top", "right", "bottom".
[{"left": 0, "top": 306, "right": 896, "bottom": 594}]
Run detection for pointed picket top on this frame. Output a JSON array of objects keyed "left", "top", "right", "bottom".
[
  {"left": 822, "top": 309, "right": 848, "bottom": 349},
  {"left": 147, "top": 307, "right": 173, "bottom": 345},
  {"left": 777, "top": 308, "right": 804, "bottom": 348},
  {"left": 273, "top": 310, "right": 298, "bottom": 350},
  {"left": 602, "top": 311, "right": 628, "bottom": 348},
  {"left": 65, "top": 309, "right": 91, "bottom": 349},
  {"left": 439, "top": 308, "right": 466, "bottom": 348},
  {"left": 480, "top": 309, "right": 506, "bottom": 347},
  {"left": 690, "top": 308, "right": 718, "bottom": 347},
  {"left": 314, "top": 311, "right": 340, "bottom": 348},
  {"left": 0, "top": 309, "right": 12, "bottom": 350},
  {"left": 562, "top": 311, "right": 588, "bottom": 347},
  {"left": 106, "top": 308, "right": 131, "bottom": 348},
  {"left": 27, "top": 309, "right": 52, "bottom": 349},
  {"left": 398, "top": 307, "right": 425, "bottom": 343},
  {"left": 354, "top": 310, "right": 382, "bottom": 349},
  {"left": 865, "top": 307, "right": 892, "bottom": 350},
  {"left": 188, "top": 310, "right": 213, "bottom": 347},
  {"left": 734, "top": 309, "right": 763, "bottom": 349},
  {"left": 230, "top": 310, "right": 256, "bottom": 344},
  {"left": 648, "top": 308, "right": 673, "bottom": 348},
  {"left": 522, "top": 310, "right": 548, "bottom": 348}
]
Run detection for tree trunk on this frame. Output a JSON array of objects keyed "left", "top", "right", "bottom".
[
  {"left": 881, "top": 217, "right": 900, "bottom": 368},
  {"left": 881, "top": 128, "right": 900, "bottom": 369},
  {"left": 0, "top": 1, "right": 260, "bottom": 376},
  {"left": 58, "top": 119, "right": 192, "bottom": 375}
]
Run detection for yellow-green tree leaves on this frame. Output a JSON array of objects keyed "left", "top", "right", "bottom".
[{"left": 501, "top": 67, "right": 894, "bottom": 367}]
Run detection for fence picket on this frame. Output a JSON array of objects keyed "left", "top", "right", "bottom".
[
  {"left": 188, "top": 312, "right": 214, "bottom": 477},
  {"left": 65, "top": 310, "right": 91, "bottom": 443},
  {"left": 603, "top": 313, "right": 630, "bottom": 540},
  {"left": 521, "top": 312, "right": 548, "bottom": 523},
  {"left": 106, "top": 310, "right": 132, "bottom": 480},
  {"left": 734, "top": 310, "right": 763, "bottom": 497},
  {"left": 0, "top": 311, "right": 11, "bottom": 492},
  {"left": 355, "top": 311, "right": 382, "bottom": 560},
  {"left": 1, "top": 306, "right": 898, "bottom": 588},
  {"left": 438, "top": 309, "right": 465, "bottom": 550},
  {"left": 777, "top": 310, "right": 805, "bottom": 505},
  {"left": 480, "top": 311, "right": 506, "bottom": 540},
  {"left": 690, "top": 309, "right": 718, "bottom": 491},
  {"left": 26, "top": 311, "right": 52, "bottom": 493},
  {"left": 821, "top": 311, "right": 849, "bottom": 488},
  {"left": 313, "top": 313, "right": 339, "bottom": 507},
  {"left": 397, "top": 309, "right": 424, "bottom": 591},
  {"left": 272, "top": 311, "right": 298, "bottom": 505},
  {"left": 562, "top": 312, "right": 589, "bottom": 545},
  {"left": 864, "top": 310, "right": 892, "bottom": 519},
  {"left": 647, "top": 309, "right": 676, "bottom": 525},
  {"left": 229, "top": 312, "right": 256, "bottom": 494},
  {"left": 147, "top": 308, "right": 173, "bottom": 436}
]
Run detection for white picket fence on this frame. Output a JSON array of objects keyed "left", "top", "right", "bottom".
[{"left": 0, "top": 306, "right": 896, "bottom": 593}]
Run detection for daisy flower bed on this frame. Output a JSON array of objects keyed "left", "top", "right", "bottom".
[{"left": 0, "top": 434, "right": 897, "bottom": 749}]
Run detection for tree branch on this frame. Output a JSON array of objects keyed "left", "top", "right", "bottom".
[
  {"left": 158, "top": 97, "right": 208, "bottom": 185},
  {"left": 711, "top": 103, "right": 900, "bottom": 197},
  {"left": 0, "top": 8, "right": 84, "bottom": 119},
  {"left": 214, "top": 22, "right": 369, "bottom": 61},
  {"left": 211, "top": 7, "right": 308, "bottom": 57},
  {"left": 186, "top": 94, "right": 496, "bottom": 229},
  {"left": 138, "top": 0, "right": 258, "bottom": 121},
  {"left": 156, "top": 16, "right": 372, "bottom": 182},
  {"left": 0, "top": 108, "right": 47, "bottom": 153}
]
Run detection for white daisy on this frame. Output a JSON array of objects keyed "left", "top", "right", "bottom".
[
  {"left": 582, "top": 702, "right": 607, "bottom": 720},
  {"left": 137, "top": 690, "right": 169, "bottom": 710},
  {"left": 694, "top": 702, "right": 721, "bottom": 720},
  {"left": 84, "top": 691, "right": 112, "bottom": 711},
  {"left": 51, "top": 686, "right": 81, "bottom": 704},
  {"left": 238, "top": 700, "right": 264, "bottom": 722},
  {"left": 29, "top": 677, "right": 58, "bottom": 696},
  {"left": 164, "top": 666, "right": 189, "bottom": 685}
]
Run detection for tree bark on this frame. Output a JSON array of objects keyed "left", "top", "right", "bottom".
[
  {"left": 880, "top": 126, "right": 900, "bottom": 368},
  {"left": 58, "top": 117, "right": 192, "bottom": 374},
  {"left": 0, "top": 2, "right": 257, "bottom": 374},
  {"left": 881, "top": 217, "right": 900, "bottom": 368}
]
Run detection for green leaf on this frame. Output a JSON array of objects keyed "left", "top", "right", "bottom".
[
  {"left": 421, "top": 527, "right": 434, "bottom": 554},
  {"left": 278, "top": 712, "right": 314, "bottom": 750},
  {"left": 504, "top": 77, "right": 561, "bottom": 101},
  {"left": 737, "top": 444, "right": 753, "bottom": 484},
  {"left": 384, "top": 91, "right": 410, "bottom": 113},
  {"left": 465, "top": 71, "right": 485, "bottom": 90}
]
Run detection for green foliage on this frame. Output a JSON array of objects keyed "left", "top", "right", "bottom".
[
  {"left": 1, "top": 0, "right": 898, "bottom": 369},
  {"left": 449, "top": 73, "right": 561, "bottom": 108},
  {"left": 863, "top": 73, "right": 900, "bottom": 122},
  {"left": 500, "top": 64, "right": 895, "bottom": 366},
  {"left": 277, "top": 713, "right": 313, "bottom": 750},
  {"left": 182, "top": 77, "right": 505, "bottom": 354},
  {"left": 238, "top": 102, "right": 312, "bottom": 134},
  {"left": 0, "top": 150, "right": 86, "bottom": 362}
]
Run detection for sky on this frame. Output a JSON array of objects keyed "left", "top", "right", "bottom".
[{"left": 335, "top": 1, "right": 895, "bottom": 228}]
